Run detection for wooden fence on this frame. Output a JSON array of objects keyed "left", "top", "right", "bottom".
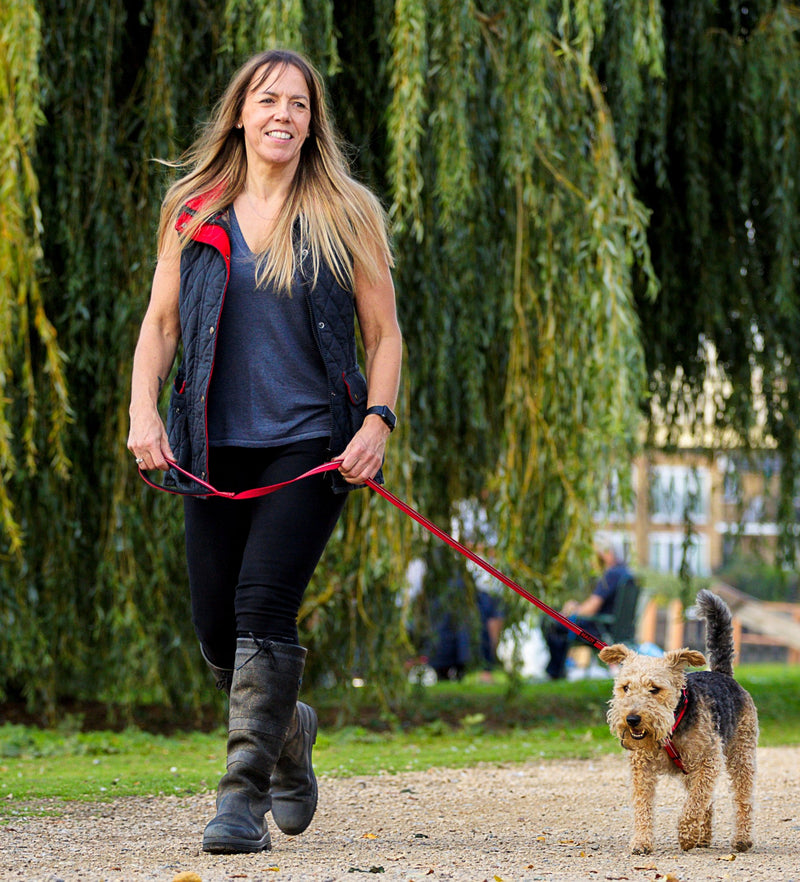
[{"left": 637, "top": 583, "right": 800, "bottom": 664}]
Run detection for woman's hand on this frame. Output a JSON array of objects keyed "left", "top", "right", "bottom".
[
  {"left": 335, "top": 415, "right": 391, "bottom": 484},
  {"left": 127, "top": 406, "right": 174, "bottom": 471}
]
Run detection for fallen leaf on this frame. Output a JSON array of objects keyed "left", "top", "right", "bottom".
[
  {"left": 172, "top": 873, "right": 203, "bottom": 882},
  {"left": 348, "top": 867, "right": 385, "bottom": 874},
  {"left": 717, "top": 854, "right": 737, "bottom": 862}
]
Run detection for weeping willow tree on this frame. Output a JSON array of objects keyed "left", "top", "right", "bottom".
[
  {"left": 388, "top": 0, "right": 656, "bottom": 612},
  {"left": 2, "top": 0, "right": 798, "bottom": 713},
  {"left": 627, "top": 1, "right": 800, "bottom": 565}
]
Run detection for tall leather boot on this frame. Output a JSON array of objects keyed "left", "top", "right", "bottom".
[
  {"left": 200, "top": 645, "right": 233, "bottom": 696},
  {"left": 202, "top": 637, "right": 306, "bottom": 854},
  {"left": 270, "top": 699, "right": 318, "bottom": 834}
]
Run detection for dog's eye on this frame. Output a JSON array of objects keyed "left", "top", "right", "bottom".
[
  {"left": 649, "top": 686, "right": 660, "bottom": 694},
  {"left": 621, "top": 684, "right": 629, "bottom": 693}
]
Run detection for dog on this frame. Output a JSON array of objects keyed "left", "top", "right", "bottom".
[{"left": 598, "top": 589, "right": 758, "bottom": 855}]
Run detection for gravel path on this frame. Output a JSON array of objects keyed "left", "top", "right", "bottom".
[{"left": 1, "top": 746, "right": 798, "bottom": 882}]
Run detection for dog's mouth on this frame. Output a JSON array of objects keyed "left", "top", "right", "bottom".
[{"left": 627, "top": 727, "right": 647, "bottom": 740}]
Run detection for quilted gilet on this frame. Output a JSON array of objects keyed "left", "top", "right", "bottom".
[{"left": 162, "top": 205, "right": 376, "bottom": 495}]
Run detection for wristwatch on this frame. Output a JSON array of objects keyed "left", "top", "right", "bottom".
[{"left": 365, "top": 404, "right": 397, "bottom": 432}]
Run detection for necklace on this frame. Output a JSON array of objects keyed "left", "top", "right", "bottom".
[{"left": 243, "top": 189, "right": 275, "bottom": 222}]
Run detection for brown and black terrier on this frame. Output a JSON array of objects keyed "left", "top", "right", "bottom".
[{"left": 599, "top": 589, "right": 758, "bottom": 855}]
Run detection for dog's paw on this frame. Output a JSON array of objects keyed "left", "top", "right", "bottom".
[
  {"left": 678, "top": 818, "right": 703, "bottom": 851},
  {"left": 732, "top": 837, "right": 753, "bottom": 853},
  {"left": 631, "top": 840, "right": 652, "bottom": 855}
]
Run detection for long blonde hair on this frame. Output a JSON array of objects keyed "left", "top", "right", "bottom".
[{"left": 157, "top": 49, "right": 393, "bottom": 293}]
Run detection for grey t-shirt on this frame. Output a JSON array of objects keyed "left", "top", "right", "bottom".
[{"left": 206, "top": 208, "right": 330, "bottom": 447}]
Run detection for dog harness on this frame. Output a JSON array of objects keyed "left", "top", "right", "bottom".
[{"left": 663, "top": 687, "right": 689, "bottom": 773}]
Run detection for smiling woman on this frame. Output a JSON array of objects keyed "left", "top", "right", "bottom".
[{"left": 127, "top": 47, "right": 402, "bottom": 856}]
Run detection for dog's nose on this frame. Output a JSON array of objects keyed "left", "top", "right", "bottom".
[{"left": 626, "top": 714, "right": 641, "bottom": 728}]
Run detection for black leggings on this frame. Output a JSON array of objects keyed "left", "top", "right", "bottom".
[{"left": 184, "top": 439, "right": 347, "bottom": 669}]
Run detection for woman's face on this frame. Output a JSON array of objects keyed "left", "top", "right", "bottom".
[{"left": 238, "top": 63, "right": 311, "bottom": 176}]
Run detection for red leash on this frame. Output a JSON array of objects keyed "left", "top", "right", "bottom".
[
  {"left": 141, "top": 459, "right": 696, "bottom": 768},
  {"left": 363, "top": 475, "right": 606, "bottom": 650},
  {"left": 140, "top": 458, "right": 606, "bottom": 651}
]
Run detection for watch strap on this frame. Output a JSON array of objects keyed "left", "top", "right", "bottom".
[{"left": 365, "top": 404, "right": 397, "bottom": 432}]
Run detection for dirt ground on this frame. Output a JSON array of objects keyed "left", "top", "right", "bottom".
[{"left": 1, "top": 746, "right": 798, "bottom": 882}]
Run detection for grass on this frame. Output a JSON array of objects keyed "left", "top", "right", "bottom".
[{"left": 1, "top": 663, "right": 798, "bottom": 816}]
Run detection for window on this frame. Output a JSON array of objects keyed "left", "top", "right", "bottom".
[
  {"left": 648, "top": 531, "right": 709, "bottom": 576},
  {"left": 649, "top": 465, "right": 709, "bottom": 525}
]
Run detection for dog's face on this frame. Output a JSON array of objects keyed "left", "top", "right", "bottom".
[{"left": 599, "top": 645, "right": 706, "bottom": 751}]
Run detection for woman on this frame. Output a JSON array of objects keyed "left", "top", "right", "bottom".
[{"left": 128, "top": 49, "right": 402, "bottom": 854}]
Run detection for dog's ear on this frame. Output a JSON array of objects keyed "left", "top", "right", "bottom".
[
  {"left": 599, "top": 644, "right": 632, "bottom": 666},
  {"left": 665, "top": 648, "right": 706, "bottom": 670}
]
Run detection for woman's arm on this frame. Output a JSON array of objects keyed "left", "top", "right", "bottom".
[
  {"left": 127, "top": 233, "right": 182, "bottom": 471},
  {"left": 335, "top": 258, "right": 402, "bottom": 485}
]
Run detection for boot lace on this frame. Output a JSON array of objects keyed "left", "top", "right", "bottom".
[{"left": 236, "top": 634, "right": 279, "bottom": 671}]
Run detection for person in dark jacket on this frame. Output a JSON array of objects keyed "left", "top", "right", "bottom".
[
  {"left": 544, "top": 536, "right": 631, "bottom": 680},
  {"left": 128, "top": 49, "right": 402, "bottom": 855}
]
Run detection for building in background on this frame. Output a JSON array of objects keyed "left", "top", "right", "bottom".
[{"left": 596, "top": 451, "right": 783, "bottom": 577}]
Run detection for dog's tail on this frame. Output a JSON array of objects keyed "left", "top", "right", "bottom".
[{"left": 695, "top": 589, "right": 735, "bottom": 676}]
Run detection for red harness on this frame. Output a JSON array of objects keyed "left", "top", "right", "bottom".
[{"left": 663, "top": 687, "right": 689, "bottom": 773}]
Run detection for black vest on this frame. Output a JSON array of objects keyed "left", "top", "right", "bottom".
[{"left": 163, "top": 209, "right": 376, "bottom": 495}]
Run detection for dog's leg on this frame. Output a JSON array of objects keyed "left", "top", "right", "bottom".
[
  {"left": 678, "top": 742, "right": 721, "bottom": 851},
  {"left": 697, "top": 802, "right": 713, "bottom": 847},
  {"left": 629, "top": 755, "right": 657, "bottom": 854},
  {"left": 726, "top": 723, "right": 757, "bottom": 852}
]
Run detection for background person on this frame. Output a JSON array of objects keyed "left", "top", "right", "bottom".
[
  {"left": 454, "top": 497, "right": 505, "bottom": 682},
  {"left": 544, "top": 536, "right": 631, "bottom": 680},
  {"left": 127, "top": 48, "right": 402, "bottom": 854}
]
